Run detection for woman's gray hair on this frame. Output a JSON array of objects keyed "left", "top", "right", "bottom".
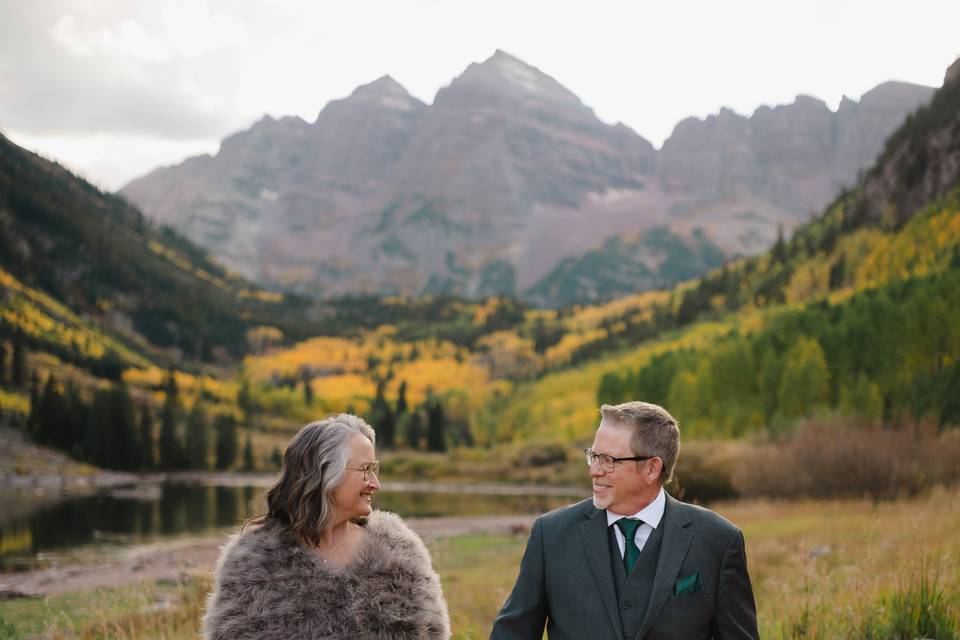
[
  {"left": 600, "top": 401, "right": 680, "bottom": 484},
  {"left": 248, "top": 414, "right": 375, "bottom": 546}
]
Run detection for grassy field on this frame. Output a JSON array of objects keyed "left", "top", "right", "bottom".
[{"left": 1, "top": 489, "right": 957, "bottom": 639}]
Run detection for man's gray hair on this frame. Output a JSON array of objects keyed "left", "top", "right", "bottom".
[
  {"left": 600, "top": 401, "right": 680, "bottom": 484},
  {"left": 250, "top": 414, "right": 375, "bottom": 546}
]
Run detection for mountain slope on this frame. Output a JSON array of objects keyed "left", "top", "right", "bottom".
[
  {"left": 488, "top": 59, "right": 960, "bottom": 443},
  {"left": 0, "top": 133, "right": 310, "bottom": 366},
  {"left": 526, "top": 226, "right": 726, "bottom": 307}
]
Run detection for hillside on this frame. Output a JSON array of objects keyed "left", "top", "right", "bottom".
[
  {"left": 120, "top": 51, "right": 932, "bottom": 305},
  {"left": 0, "top": 133, "right": 312, "bottom": 367},
  {"left": 486, "top": 61, "right": 960, "bottom": 444},
  {"left": 1, "top": 59, "right": 957, "bottom": 478}
]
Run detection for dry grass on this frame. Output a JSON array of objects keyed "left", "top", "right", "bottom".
[
  {"left": 724, "top": 488, "right": 960, "bottom": 636},
  {"left": 1, "top": 491, "right": 957, "bottom": 639}
]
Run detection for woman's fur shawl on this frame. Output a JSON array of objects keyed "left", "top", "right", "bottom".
[{"left": 203, "top": 510, "right": 451, "bottom": 640}]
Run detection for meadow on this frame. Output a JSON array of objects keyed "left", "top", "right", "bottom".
[{"left": 1, "top": 489, "right": 957, "bottom": 639}]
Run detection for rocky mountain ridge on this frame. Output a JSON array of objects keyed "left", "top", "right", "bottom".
[{"left": 120, "top": 50, "right": 936, "bottom": 305}]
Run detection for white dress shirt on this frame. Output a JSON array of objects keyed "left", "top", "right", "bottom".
[{"left": 605, "top": 486, "right": 666, "bottom": 558}]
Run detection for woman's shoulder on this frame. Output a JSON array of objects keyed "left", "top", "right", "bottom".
[
  {"left": 214, "top": 519, "right": 298, "bottom": 578},
  {"left": 364, "top": 510, "right": 431, "bottom": 560}
]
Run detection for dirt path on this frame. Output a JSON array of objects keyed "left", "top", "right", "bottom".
[{"left": 0, "top": 514, "right": 537, "bottom": 597}]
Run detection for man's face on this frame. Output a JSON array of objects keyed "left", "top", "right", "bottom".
[{"left": 589, "top": 420, "right": 655, "bottom": 514}]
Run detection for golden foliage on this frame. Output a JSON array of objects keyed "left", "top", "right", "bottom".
[
  {"left": 0, "top": 388, "right": 30, "bottom": 415},
  {"left": 856, "top": 206, "right": 960, "bottom": 288},
  {"left": 473, "top": 331, "right": 541, "bottom": 380},
  {"left": 564, "top": 290, "right": 669, "bottom": 332},
  {"left": 245, "top": 326, "right": 284, "bottom": 354},
  {"left": 388, "top": 357, "right": 490, "bottom": 407},
  {"left": 497, "top": 319, "right": 737, "bottom": 444},
  {"left": 0, "top": 268, "right": 149, "bottom": 367},
  {"left": 785, "top": 257, "right": 831, "bottom": 303},
  {"left": 243, "top": 336, "right": 366, "bottom": 380},
  {"left": 543, "top": 329, "right": 607, "bottom": 368}
]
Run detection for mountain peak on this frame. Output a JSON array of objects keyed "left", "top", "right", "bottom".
[
  {"left": 485, "top": 48, "right": 527, "bottom": 66},
  {"left": 351, "top": 74, "right": 412, "bottom": 99},
  {"left": 437, "top": 49, "right": 586, "bottom": 110},
  {"left": 317, "top": 75, "right": 425, "bottom": 121}
]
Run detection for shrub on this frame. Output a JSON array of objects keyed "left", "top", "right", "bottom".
[
  {"left": 669, "top": 440, "right": 741, "bottom": 503},
  {"left": 512, "top": 442, "right": 568, "bottom": 468},
  {"left": 733, "top": 419, "right": 958, "bottom": 500}
]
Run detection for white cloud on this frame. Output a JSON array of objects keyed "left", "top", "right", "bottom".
[
  {"left": 3, "top": 130, "right": 220, "bottom": 191},
  {"left": 1, "top": 0, "right": 958, "bottom": 189}
]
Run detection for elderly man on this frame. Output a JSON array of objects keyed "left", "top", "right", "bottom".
[{"left": 490, "top": 401, "right": 758, "bottom": 640}]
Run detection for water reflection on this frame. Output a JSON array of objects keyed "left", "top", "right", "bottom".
[{"left": 0, "top": 483, "right": 580, "bottom": 569}]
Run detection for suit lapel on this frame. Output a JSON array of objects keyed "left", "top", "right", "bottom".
[
  {"left": 578, "top": 506, "right": 624, "bottom": 640},
  {"left": 635, "top": 495, "right": 693, "bottom": 640}
]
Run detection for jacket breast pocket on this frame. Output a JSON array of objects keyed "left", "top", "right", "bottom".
[{"left": 664, "top": 590, "right": 711, "bottom": 610}]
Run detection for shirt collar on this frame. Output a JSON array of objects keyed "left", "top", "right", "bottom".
[{"left": 605, "top": 486, "right": 666, "bottom": 529}]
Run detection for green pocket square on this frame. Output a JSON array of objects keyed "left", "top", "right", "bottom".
[{"left": 674, "top": 571, "right": 706, "bottom": 596}]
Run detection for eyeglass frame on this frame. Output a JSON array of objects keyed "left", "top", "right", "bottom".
[
  {"left": 345, "top": 460, "right": 380, "bottom": 481},
  {"left": 584, "top": 448, "right": 654, "bottom": 472}
]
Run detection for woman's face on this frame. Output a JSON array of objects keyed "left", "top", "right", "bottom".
[{"left": 332, "top": 433, "right": 380, "bottom": 521}]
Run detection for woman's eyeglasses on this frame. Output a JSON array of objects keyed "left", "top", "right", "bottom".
[{"left": 345, "top": 460, "right": 380, "bottom": 481}]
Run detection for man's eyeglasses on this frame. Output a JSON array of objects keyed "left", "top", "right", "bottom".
[
  {"left": 345, "top": 460, "right": 380, "bottom": 481},
  {"left": 584, "top": 449, "right": 653, "bottom": 473}
]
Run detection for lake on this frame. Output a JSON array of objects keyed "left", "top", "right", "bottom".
[{"left": 0, "top": 480, "right": 586, "bottom": 570}]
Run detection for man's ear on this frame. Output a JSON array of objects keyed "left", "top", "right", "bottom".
[{"left": 647, "top": 457, "right": 664, "bottom": 482}]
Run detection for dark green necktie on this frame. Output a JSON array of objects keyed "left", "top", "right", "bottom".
[{"left": 616, "top": 518, "right": 642, "bottom": 574}]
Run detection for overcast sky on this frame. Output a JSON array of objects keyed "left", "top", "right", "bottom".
[{"left": 2, "top": 0, "right": 958, "bottom": 191}]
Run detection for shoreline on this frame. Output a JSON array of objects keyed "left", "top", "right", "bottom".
[
  {"left": 1, "top": 468, "right": 588, "bottom": 497},
  {"left": 0, "top": 513, "right": 537, "bottom": 598}
]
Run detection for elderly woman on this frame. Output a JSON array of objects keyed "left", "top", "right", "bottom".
[{"left": 203, "top": 414, "right": 450, "bottom": 639}]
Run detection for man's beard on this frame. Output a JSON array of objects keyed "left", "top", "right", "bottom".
[{"left": 592, "top": 492, "right": 610, "bottom": 509}]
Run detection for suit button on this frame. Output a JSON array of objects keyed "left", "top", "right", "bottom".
[{"left": 622, "top": 601, "right": 631, "bottom": 609}]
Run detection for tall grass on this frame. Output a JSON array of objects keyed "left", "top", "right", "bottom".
[
  {"left": 1, "top": 491, "right": 958, "bottom": 639},
  {"left": 863, "top": 570, "right": 958, "bottom": 639}
]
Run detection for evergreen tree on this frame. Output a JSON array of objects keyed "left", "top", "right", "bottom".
[
  {"left": 64, "top": 382, "right": 88, "bottom": 459},
  {"left": 771, "top": 224, "right": 787, "bottom": 264},
  {"left": 23, "top": 371, "right": 38, "bottom": 436},
  {"left": 159, "top": 369, "right": 183, "bottom": 469},
  {"left": 597, "top": 372, "right": 625, "bottom": 405},
  {"left": 85, "top": 389, "right": 111, "bottom": 466},
  {"left": 828, "top": 255, "right": 846, "bottom": 290},
  {"left": 11, "top": 333, "right": 26, "bottom": 387},
  {"left": 301, "top": 367, "right": 314, "bottom": 407},
  {"left": 426, "top": 396, "right": 446, "bottom": 453},
  {"left": 405, "top": 411, "right": 423, "bottom": 450},
  {"left": 35, "top": 375, "right": 69, "bottom": 449},
  {"left": 185, "top": 399, "right": 209, "bottom": 469},
  {"left": 237, "top": 377, "right": 255, "bottom": 418},
  {"left": 139, "top": 404, "right": 155, "bottom": 469},
  {"left": 370, "top": 379, "right": 395, "bottom": 448},
  {"left": 243, "top": 432, "right": 255, "bottom": 470},
  {"left": 270, "top": 447, "right": 282, "bottom": 468},
  {"left": 396, "top": 380, "right": 408, "bottom": 415},
  {"left": 110, "top": 381, "right": 138, "bottom": 470},
  {"left": 214, "top": 413, "right": 238, "bottom": 470}
]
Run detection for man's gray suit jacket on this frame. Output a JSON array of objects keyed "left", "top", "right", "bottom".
[{"left": 490, "top": 494, "right": 758, "bottom": 640}]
